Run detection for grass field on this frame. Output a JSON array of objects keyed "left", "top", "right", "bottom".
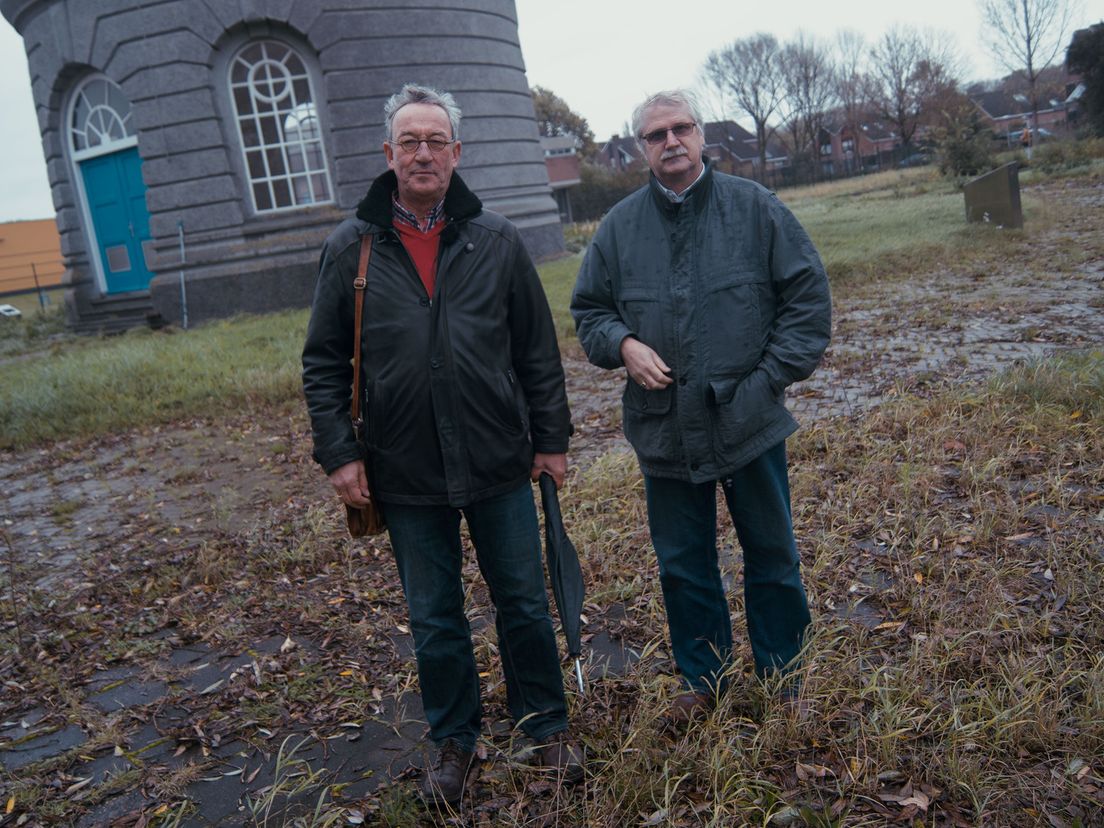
[
  {"left": 1, "top": 163, "right": 1102, "bottom": 826},
  {"left": 0, "top": 165, "right": 1058, "bottom": 450},
  {"left": 0, "top": 288, "right": 64, "bottom": 316}
]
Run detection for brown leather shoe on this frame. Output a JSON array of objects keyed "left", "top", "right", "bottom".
[
  {"left": 421, "top": 740, "right": 475, "bottom": 806},
  {"left": 777, "top": 686, "right": 813, "bottom": 722},
  {"left": 667, "top": 690, "right": 714, "bottom": 724},
  {"left": 536, "top": 731, "right": 585, "bottom": 783}
]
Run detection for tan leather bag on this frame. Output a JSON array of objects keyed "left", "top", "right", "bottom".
[{"left": 345, "top": 233, "right": 386, "bottom": 537}]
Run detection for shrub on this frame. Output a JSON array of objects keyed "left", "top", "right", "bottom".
[
  {"left": 1030, "top": 137, "right": 1104, "bottom": 172},
  {"left": 937, "top": 132, "right": 996, "bottom": 180},
  {"left": 572, "top": 163, "right": 648, "bottom": 222},
  {"left": 562, "top": 221, "right": 599, "bottom": 253}
]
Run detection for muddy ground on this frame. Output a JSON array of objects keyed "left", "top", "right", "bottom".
[{"left": 1, "top": 176, "right": 1102, "bottom": 826}]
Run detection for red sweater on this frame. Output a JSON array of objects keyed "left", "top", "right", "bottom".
[{"left": 394, "top": 221, "right": 446, "bottom": 297}]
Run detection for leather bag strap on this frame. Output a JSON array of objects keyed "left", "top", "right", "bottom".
[{"left": 350, "top": 233, "right": 372, "bottom": 431}]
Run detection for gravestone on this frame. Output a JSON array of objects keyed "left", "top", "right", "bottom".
[{"left": 963, "top": 162, "right": 1023, "bottom": 229}]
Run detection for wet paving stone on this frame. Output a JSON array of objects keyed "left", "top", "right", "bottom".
[
  {"left": 833, "top": 600, "right": 886, "bottom": 630},
  {"left": 2, "top": 176, "right": 1102, "bottom": 823},
  {"left": 70, "top": 748, "right": 137, "bottom": 786},
  {"left": 88, "top": 678, "right": 169, "bottom": 713},
  {"left": 0, "top": 707, "right": 48, "bottom": 741},
  {"left": 75, "top": 788, "right": 150, "bottom": 828},
  {"left": 0, "top": 723, "right": 87, "bottom": 770},
  {"left": 169, "top": 644, "right": 212, "bottom": 667}
]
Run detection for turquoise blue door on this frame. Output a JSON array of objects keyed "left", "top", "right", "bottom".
[{"left": 80, "top": 147, "right": 155, "bottom": 294}]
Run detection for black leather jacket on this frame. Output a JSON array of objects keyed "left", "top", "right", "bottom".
[{"left": 302, "top": 171, "right": 571, "bottom": 506}]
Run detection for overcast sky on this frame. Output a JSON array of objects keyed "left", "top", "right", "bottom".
[{"left": 1, "top": 0, "right": 1099, "bottom": 222}]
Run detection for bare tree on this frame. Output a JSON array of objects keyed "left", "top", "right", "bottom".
[
  {"left": 702, "top": 33, "right": 784, "bottom": 177},
  {"left": 776, "top": 32, "right": 837, "bottom": 181},
  {"left": 835, "top": 30, "right": 868, "bottom": 173},
  {"left": 978, "top": 0, "right": 1077, "bottom": 130},
  {"left": 867, "top": 26, "right": 958, "bottom": 152}
]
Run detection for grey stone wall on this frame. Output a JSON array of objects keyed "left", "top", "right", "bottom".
[{"left": 1, "top": 0, "right": 563, "bottom": 329}]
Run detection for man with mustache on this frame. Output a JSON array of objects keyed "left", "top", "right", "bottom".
[{"left": 571, "top": 90, "right": 831, "bottom": 722}]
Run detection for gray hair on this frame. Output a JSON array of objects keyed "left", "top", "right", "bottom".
[
  {"left": 631, "top": 89, "right": 704, "bottom": 148},
  {"left": 384, "top": 84, "right": 462, "bottom": 140}
]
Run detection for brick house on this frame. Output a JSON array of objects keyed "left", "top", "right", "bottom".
[
  {"left": 702, "top": 120, "right": 787, "bottom": 180},
  {"left": 595, "top": 135, "right": 644, "bottom": 171},
  {"left": 595, "top": 123, "right": 788, "bottom": 180},
  {"left": 972, "top": 90, "right": 1072, "bottom": 145},
  {"left": 540, "top": 135, "right": 581, "bottom": 223},
  {"left": 817, "top": 115, "right": 903, "bottom": 176}
]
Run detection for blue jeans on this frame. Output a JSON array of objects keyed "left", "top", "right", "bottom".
[
  {"left": 383, "top": 483, "right": 568, "bottom": 751},
  {"left": 643, "top": 441, "right": 811, "bottom": 692}
]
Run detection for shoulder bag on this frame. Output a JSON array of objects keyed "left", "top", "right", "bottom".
[{"left": 345, "top": 233, "right": 386, "bottom": 537}]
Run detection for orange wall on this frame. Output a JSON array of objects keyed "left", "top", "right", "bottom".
[{"left": 0, "top": 219, "right": 64, "bottom": 295}]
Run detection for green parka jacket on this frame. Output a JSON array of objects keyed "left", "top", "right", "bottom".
[
  {"left": 571, "top": 161, "right": 830, "bottom": 482},
  {"left": 302, "top": 171, "right": 571, "bottom": 506}
]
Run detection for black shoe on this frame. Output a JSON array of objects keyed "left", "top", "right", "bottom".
[
  {"left": 536, "top": 731, "right": 585, "bottom": 783},
  {"left": 421, "top": 740, "right": 475, "bottom": 806}
]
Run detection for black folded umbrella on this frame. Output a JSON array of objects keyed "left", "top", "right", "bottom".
[{"left": 538, "top": 472, "right": 586, "bottom": 695}]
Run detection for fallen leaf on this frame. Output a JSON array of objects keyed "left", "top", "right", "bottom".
[
  {"left": 6, "top": 796, "right": 14, "bottom": 815},
  {"left": 900, "top": 791, "right": 930, "bottom": 809},
  {"left": 64, "top": 777, "right": 93, "bottom": 795},
  {"left": 796, "top": 762, "right": 830, "bottom": 781}
]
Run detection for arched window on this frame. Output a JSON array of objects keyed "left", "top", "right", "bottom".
[
  {"left": 70, "top": 76, "right": 136, "bottom": 156},
  {"left": 229, "top": 40, "right": 333, "bottom": 212}
]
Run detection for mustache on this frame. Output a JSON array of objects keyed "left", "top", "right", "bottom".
[{"left": 660, "top": 147, "right": 688, "bottom": 161}]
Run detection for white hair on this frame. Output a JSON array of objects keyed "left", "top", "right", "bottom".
[
  {"left": 631, "top": 89, "right": 704, "bottom": 148},
  {"left": 384, "top": 84, "right": 462, "bottom": 140}
]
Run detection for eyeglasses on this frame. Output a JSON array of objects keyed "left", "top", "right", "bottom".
[
  {"left": 640, "top": 122, "right": 697, "bottom": 146},
  {"left": 390, "top": 137, "right": 455, "bottom": 154}
]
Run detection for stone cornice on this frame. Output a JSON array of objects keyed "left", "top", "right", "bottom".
[{"left": 0, "top": 0, "right": 52, "bottom": 31}]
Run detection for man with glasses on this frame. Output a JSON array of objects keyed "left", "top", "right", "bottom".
[
  {"left": 303, "top": 84, "right": 582, "bottom": 807},
  {"left": 571, "top": 90, "right": 831, "bottom": 722}
]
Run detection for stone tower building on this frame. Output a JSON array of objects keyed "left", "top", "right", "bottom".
[{"left": 0, "top": 0, "right": 563, "bottom": 331}]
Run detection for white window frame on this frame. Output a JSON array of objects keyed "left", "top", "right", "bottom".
[{"left": 228, "top": 39, "right": 333, "bottom": 214}]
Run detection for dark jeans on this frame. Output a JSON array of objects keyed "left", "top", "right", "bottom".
[
  {"left": 383, "top": 483, "right": 567, "bottom": 752},
  {"left": 643, "top": 441, "right": 811, "bottom": 692}
]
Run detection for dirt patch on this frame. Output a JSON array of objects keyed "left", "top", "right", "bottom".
[{"left": 1, "top": 175, "right": 1101, "bottom": 825}]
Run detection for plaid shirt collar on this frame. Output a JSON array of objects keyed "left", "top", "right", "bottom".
[{"left": 392, "top": 193, "right": 447, "bottom": 232}]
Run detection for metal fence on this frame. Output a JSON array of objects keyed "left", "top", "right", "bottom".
[{"left": 0, "top": 255, "right": 65, "bottom": 309}]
